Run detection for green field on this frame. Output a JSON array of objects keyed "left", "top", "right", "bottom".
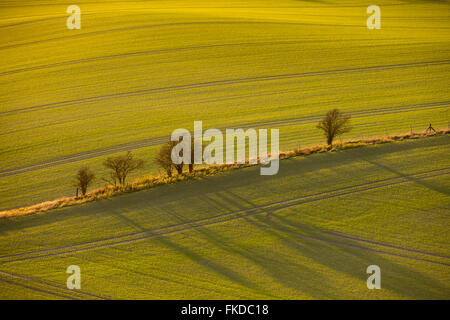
[
  {"left": 0, "top": 135, "right": 449, "bottom": 299},
  {"left": 0, "top": 0, "right": 449, "bottom": 210},
  {"left": 0, "top": 0, "right": 449, "bottom": 300}
]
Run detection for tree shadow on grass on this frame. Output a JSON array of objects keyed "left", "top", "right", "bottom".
[
  {"left": 3, "top": 134, "right": 446, "bottom": 236},
  {"left": 274, "top": 211, "right": 449, "bottom": 299},
  {"left": 106, "top": 204, "right": 278, "bottom": 299},
  {"left": 201, "top": 194, "right": 341, "bottom": 299},
  {"left": 222, "top": 191, "right": 449, "bottom": 299},
  {"left": 363, "top": 158, "right": 450, "bottom": 196}
]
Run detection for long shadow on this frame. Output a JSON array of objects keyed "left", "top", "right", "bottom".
[
  {"left": 68, "top": 242, "right": 233, "bottom": 299},
  {"left": 208, "top": 193, "right": 342, "bottom": 298},
  {"left": 106, "top": 203, "right": 276, "bottom": 298},
  {"left": 363, "top": 158, "right": 450, "bottom": 196},
  {"left": 273, "top": 212, "right": 449, "bottom": 298},
  {"left": 96, "top": 178, "right": 446, "bottom": 300},
  {"left": 109, "top": 193, "right": 325, "bottom": 298},
  {"left": 2, "top": 134, "right": 447, "bottom": 236},
  {"left": 224, "top": 191, "right": 449, "bottom": 299},
  {"left": 160, "top": 196, "right": 335, "bottom": 299}
]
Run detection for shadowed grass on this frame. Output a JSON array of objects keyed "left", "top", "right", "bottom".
[{"left": 1, "top": 129, "right": 448, "bottom": 219}]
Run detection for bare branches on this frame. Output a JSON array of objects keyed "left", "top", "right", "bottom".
[
  {"left": 155, "top": 142, "right": 174, "bottom": 177},
  {"left": 75, "top": 166, "right": 95, "bottom": 196},
  {"left": 155, "top": 140, "right": 186, "bottom": 176},
  {"left": 103, "top": 151, "right": 144, "bottom": 186},
  {"left": 317, "top": 109, "right": 352, "bottom": 146}
]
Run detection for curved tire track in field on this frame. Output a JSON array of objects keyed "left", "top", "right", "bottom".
[
  {"left": 0, "top": 100, "right": 448, "bottom": 179},
  {"left": 0, "top": 1, "right": 416, "bottom": 30},
  {"left": 241, "top": 100, "right": 450, "bottom": 129},
  {"left": 0, "top": 20, "right": 375, "bottom": 51},
  {"left": 1, "top": 167, "right": 448, "bottom": 265},
  {"left": 0, "top": 276, "right": 76, "bottom": 300},
  {"left": 320, "top": 231, "right": 450, "bottom": 259},
  {"left": 0, "top": 39, "right": 360, "bottom": 77},
  {"left": 301, "top": 234, "right": 450, "bottom": 267},
  {"left": 2, "top": 59, "right": 449, "bottom": 117},
  {"left": 0, "top": 135, "right": 168, "bottom": 178},
  {"left": 0, "top": 270, "right": 107, "bottom": 300}
]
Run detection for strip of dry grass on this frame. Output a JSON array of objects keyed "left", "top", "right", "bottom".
[{"left": 1, "top": 129, "right": 448, "bottom": 219}]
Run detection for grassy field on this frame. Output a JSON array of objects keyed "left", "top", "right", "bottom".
[
  {"left": 0, "top": 135, "right": 449, "bottom": 299},
  {"left": 0, "top": 0, "right": 449, "bottom": 210}
]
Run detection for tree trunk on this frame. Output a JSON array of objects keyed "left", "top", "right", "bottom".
[{"left": 327, "top": 135, "right": 333, "bottom": 146}]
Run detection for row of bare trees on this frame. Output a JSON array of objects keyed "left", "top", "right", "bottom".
[
  {"left": 74, "top": 151, "right": 144, "bottom": 197},
  {"left": 155, "top": 137, "right": 197, "bottom": 177},
  {"left": 75, "top": 109, "right": 351, "bottom": 196},
  {"left": 155, "top": 141, "right": 180, "bottom": 177}
]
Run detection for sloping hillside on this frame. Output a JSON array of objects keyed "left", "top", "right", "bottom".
[{"left": 0, "top": 135, "right": 448, "bottom": 299}]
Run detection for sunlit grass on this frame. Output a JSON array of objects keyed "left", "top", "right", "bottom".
[
  {"left": 0, "top": 134, "right": 448, "bottom": 299},
  {"left": 0, "top": 0, "right": 449, "bottom": 209}
]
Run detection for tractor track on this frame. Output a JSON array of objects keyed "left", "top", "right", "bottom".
[
  {"left": 0, "top": 276, "right": 77, "bottom": 300},
  {"left": 1, "top": 167, "right": 448, "bottom": 265},
  {"left": 0, "top": 20, "right": 402, "bottom": 51},
  {"left": 0, "top": 270, "right": 107, "bottom": 300},
  {"left": 2, "top": 60, "right": 449, "bottom": 117},
  {"left": 321, "top": 231, "right": 450, "bottom": 259},
  {"left": 1, "top": 100, "right": 448, "bottom": 179},
  {"left": 301, "top": 234, "right": 450, "bottom": 267},
  {"left": 0, "top": 39, "right": 384, "bottom": 77}
]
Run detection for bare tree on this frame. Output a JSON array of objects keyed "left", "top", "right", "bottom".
[
  {"left": 189, "top": 136, "right": 195, "bottom": 173},
  {"left": 170, "top": 140, "right": 184, "bottom": 175},
  {"left": 75, "top": 166, "right": 95, "bottom": 196},
  {"left": 155, "top": 142, "right": 174, "bottom": 177},
  {"left": 174, "top": 161, "right": 183, "bottom": 175},
  {"left": 317, "top": 109, "right": 352, "bottom": 146},
  {"left": 155, "top": 140, "right": 186, "bottom": 176},
  {"left": 103, "top": 151, "right": 144, "bottom": 186}
]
